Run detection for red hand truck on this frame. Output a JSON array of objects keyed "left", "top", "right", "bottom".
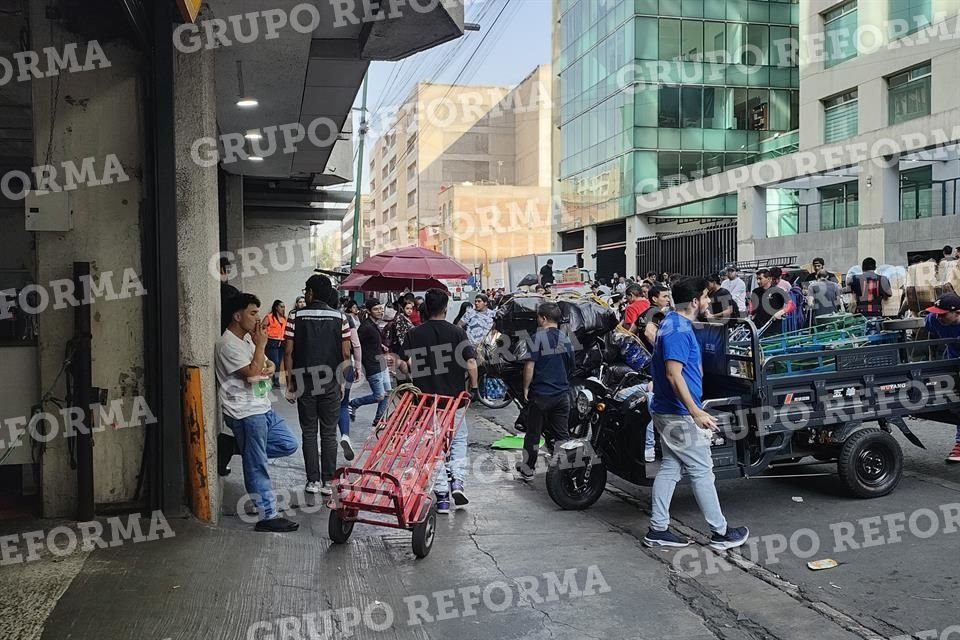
[{"left": 326, "top": 390, "right": 470, "bottom": 558}]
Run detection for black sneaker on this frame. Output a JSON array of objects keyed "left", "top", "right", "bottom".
[
  {"left": 709, "top": 526, "right": 749, "bottom": 550},
  {"left": 348, "top": 405, "right": 357, "bottom": 422},
  {"left": 450, "top": 480, "right": 469, "bottom": 506},
  {"left": 514, "top": 461, "right": 535, "bottom": 480},
  {"left": 255, "top": 517, "right": 300, "bottom": 533},
  {"left": 643, "top": 528, "right": 692, "bottom": 548}
]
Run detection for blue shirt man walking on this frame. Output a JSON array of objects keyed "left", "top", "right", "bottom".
[{"left": 645, "top": 278, "right": 749, "bottom": 551}]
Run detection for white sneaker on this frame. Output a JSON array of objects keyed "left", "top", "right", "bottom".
[
  {"left": 305, "top": 481, "right": 321, "bottom": 494},
  {"left": 320, "top": 481, "right": 333, "bottom": 496},
  {"left": 340, "top": 434, "right": 355, "bottom": 461},
  {"left": 644, "top": 447, "right": 656, "bottom": 463}
]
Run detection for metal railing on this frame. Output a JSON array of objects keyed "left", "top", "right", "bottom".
[
  {"left": 900, "top": 178, "right": 959, "bottom": 220},
  {"left": 766, "top": 199, "right": 860, "bottom": 236}
]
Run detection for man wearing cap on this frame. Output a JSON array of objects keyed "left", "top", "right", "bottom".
[
  {"left": 724, "top": 266, "right": 746, "bottom": 314},
  {"left": 803, "top": 258, "right": 839, "bottom": 284},
  {"left": 925, "top": 293, "right": 960, "bottom": 463}
]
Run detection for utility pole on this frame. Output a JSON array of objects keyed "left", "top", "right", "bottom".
[{"left": 350, "top": 73, "right": 369, "bottom": 268}]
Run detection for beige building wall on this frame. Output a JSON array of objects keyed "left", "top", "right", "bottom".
[
  {"left": 368, "top": 65, "right": 554, "bottom": 256},
  {"left": 437, "top": 185, "right": 553, "bottom": 269}
]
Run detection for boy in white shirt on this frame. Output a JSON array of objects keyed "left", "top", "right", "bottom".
[{"left": 216, "top": 293, "right": 299, "bottom": 532}]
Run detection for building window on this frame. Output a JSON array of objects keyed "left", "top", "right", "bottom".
[
  {"left": 381, "top": 166, "right": 388, "bottom": 180},
  {"left": 900, "top": 166, "right": 933, "bottom": 219},
  {"left": 659, "top": 18, "right": 680, "bottom": 60},
  {"left": 389, "top": 180, "right": 397, "bottom": 195},
  {"left": 407, "top": 163, "right": 417, "bottom": 180},
  {"left": 389, "top": 158, "right": 397, "bottom": 172},
  {"left": 889, "top": 0, "right": 931, "bottom": 37},
  {"left": 888, "top": 63, "right": 931, "bottom": 125},
  {"left": 389, "top": 229, "right": 399, "bottom": 243},
  {"left": 659, "top": 86, "right": 680, "bottom": 127},
  {"left": 819, "top": 181, "right": 859, "bottom": 230},
  {"left": 823, "top": 90, "right": 858, "bottom": 143},
  {"left": 407, "top": 190, "right": 416, "bottom": 207},
  {"left": 389, "top": 204, "right": 398, "bottom": 220},
  {"left": 441, "top": 161, "right": 490, "bottom": 183},
  {"left": 381, "top": 187, "right": 388, "bottom": 200},
  {"left": 823, "top": 2, "right": 857, "bottom": 68}
]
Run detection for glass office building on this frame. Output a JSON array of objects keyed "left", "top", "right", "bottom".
[{"left": 555, "top": 0, "right": 800, "bottom": 234}]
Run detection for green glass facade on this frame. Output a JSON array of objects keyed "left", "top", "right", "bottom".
[{"left": 556, "top": 0, "right": 799, "bottom": 231}]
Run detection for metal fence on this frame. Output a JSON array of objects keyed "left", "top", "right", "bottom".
[{"left": 635, "top": 223, "right": 737, "bottom": 278}]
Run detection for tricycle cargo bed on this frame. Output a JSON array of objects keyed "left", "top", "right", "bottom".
[{"left": 696, "top": 319, "right": 960, "bottom": 433}]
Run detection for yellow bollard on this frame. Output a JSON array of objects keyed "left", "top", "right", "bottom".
[{"left": 181, "top": 366, "right": 212, "bottom": 522}]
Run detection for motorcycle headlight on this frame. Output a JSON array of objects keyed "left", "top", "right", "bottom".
[{"left": 576, "top": 387, "right": 594, "bottom": 415}]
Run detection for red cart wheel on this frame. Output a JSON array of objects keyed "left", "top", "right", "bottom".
[{"left": 411, "top": 505, "right": 437, "bottom": 559}]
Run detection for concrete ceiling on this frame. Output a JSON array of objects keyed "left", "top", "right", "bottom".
[
  {"left": 206, "top": 0, "right": 357, "bottom": 183},
  {"left": 208, "top": 0, "right": 463, "bottom": 186}
]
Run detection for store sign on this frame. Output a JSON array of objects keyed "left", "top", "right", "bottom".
[{"left": 176, "top": 0, "right": 202, "bottom": 22}]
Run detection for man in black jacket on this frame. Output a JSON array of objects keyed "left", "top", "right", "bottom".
[{"left": 284, "top": 275, "right": 351, "bottom": 496}]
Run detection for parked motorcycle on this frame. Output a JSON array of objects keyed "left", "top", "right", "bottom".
[{"left": 476, "top": 328, "right": 610, "bottom": 436}]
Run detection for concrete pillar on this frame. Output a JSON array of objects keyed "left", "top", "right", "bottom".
[
  {"left": 736, "top": 186, "right": 766, "bottom": 262},
  {"left": 174, "top": 41, "right": 222, "bottom": 521},
  {"left": 223, "top": 173, "right": 245, "bottom": 290},
  {"left": 242, "top": 221, "right": 318, "bottom": 306},
  {"left": 582, "top": 225, "right": 597, "bottom": 275},
  {"left": 624, "top": 218, "right": 638, "bottom": 279},
  {"left": 858, "top": 158, "right": 899, "bottom": 264},
  {"left": 625, "top": 215, "right": 655, "bottom": 278},
  {"left": 30, "top": 11, "right": 146, "bottom": 517}
]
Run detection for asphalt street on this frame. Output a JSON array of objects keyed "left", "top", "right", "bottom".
[{"left": 477, "top": 401, "right": 960, "bottom": 639}]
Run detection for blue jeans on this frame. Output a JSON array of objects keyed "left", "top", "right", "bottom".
[
  {"left": 615, "top": 384, "right": 655, "bottom": 450},
  {"left": 265, "top": 340, "right": 283, "bottom": 384},
  {"left": 433, "top": 408, "right": 468, "bottom": 493},
  {"left": 650, "top": 413, "right": 727, "bottom": 535},
  {"left": 339, "top": 366, "right": 355, "bottom": 437},
  {"left": 350, "top": 369, "right": 391, "bottom": 420},
  {"left": 224, "top": 409, "right": 298, "bottom": 520}
]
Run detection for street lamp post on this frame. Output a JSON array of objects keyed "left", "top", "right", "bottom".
[{"left": 450, "top": 235, "right": 488, "bottom": 290}]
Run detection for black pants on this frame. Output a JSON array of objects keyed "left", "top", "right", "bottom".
[
  {"left": 523, "top": 393, "right": 572, "bottom": 469},
  {"left": 297, "top": 385, "right": 341, "bottom": 482}
]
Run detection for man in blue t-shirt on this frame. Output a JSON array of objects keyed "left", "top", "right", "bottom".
[
  {"left": 515, "top": 302, "right": 575, "bottom": 478},
  {"left": 644, "top": 278, "right": 749, "bottom": 551},
  {"left": 924, "top": 293, "right": 960, "bottom": 463}
]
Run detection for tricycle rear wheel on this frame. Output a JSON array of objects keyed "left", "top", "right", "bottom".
[
  {"left": 412, "top": 505, "right": 438, "bottom": 559},
  {"left": 328, "top": 510, "right": 354, "bottom": 544},
  {"left": 837, "top": 428, "right": 903, "bottom": 498}
]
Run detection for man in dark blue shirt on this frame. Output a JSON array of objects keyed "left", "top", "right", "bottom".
[
  {"left": 516, "top": 302, "right": 575, "bottom": 478},
  {"left": 924, "top": 293, "right": 960, "bottom": 463},
  {"left": 645, "top": 278, "right": 748, "bottom": 551}
]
